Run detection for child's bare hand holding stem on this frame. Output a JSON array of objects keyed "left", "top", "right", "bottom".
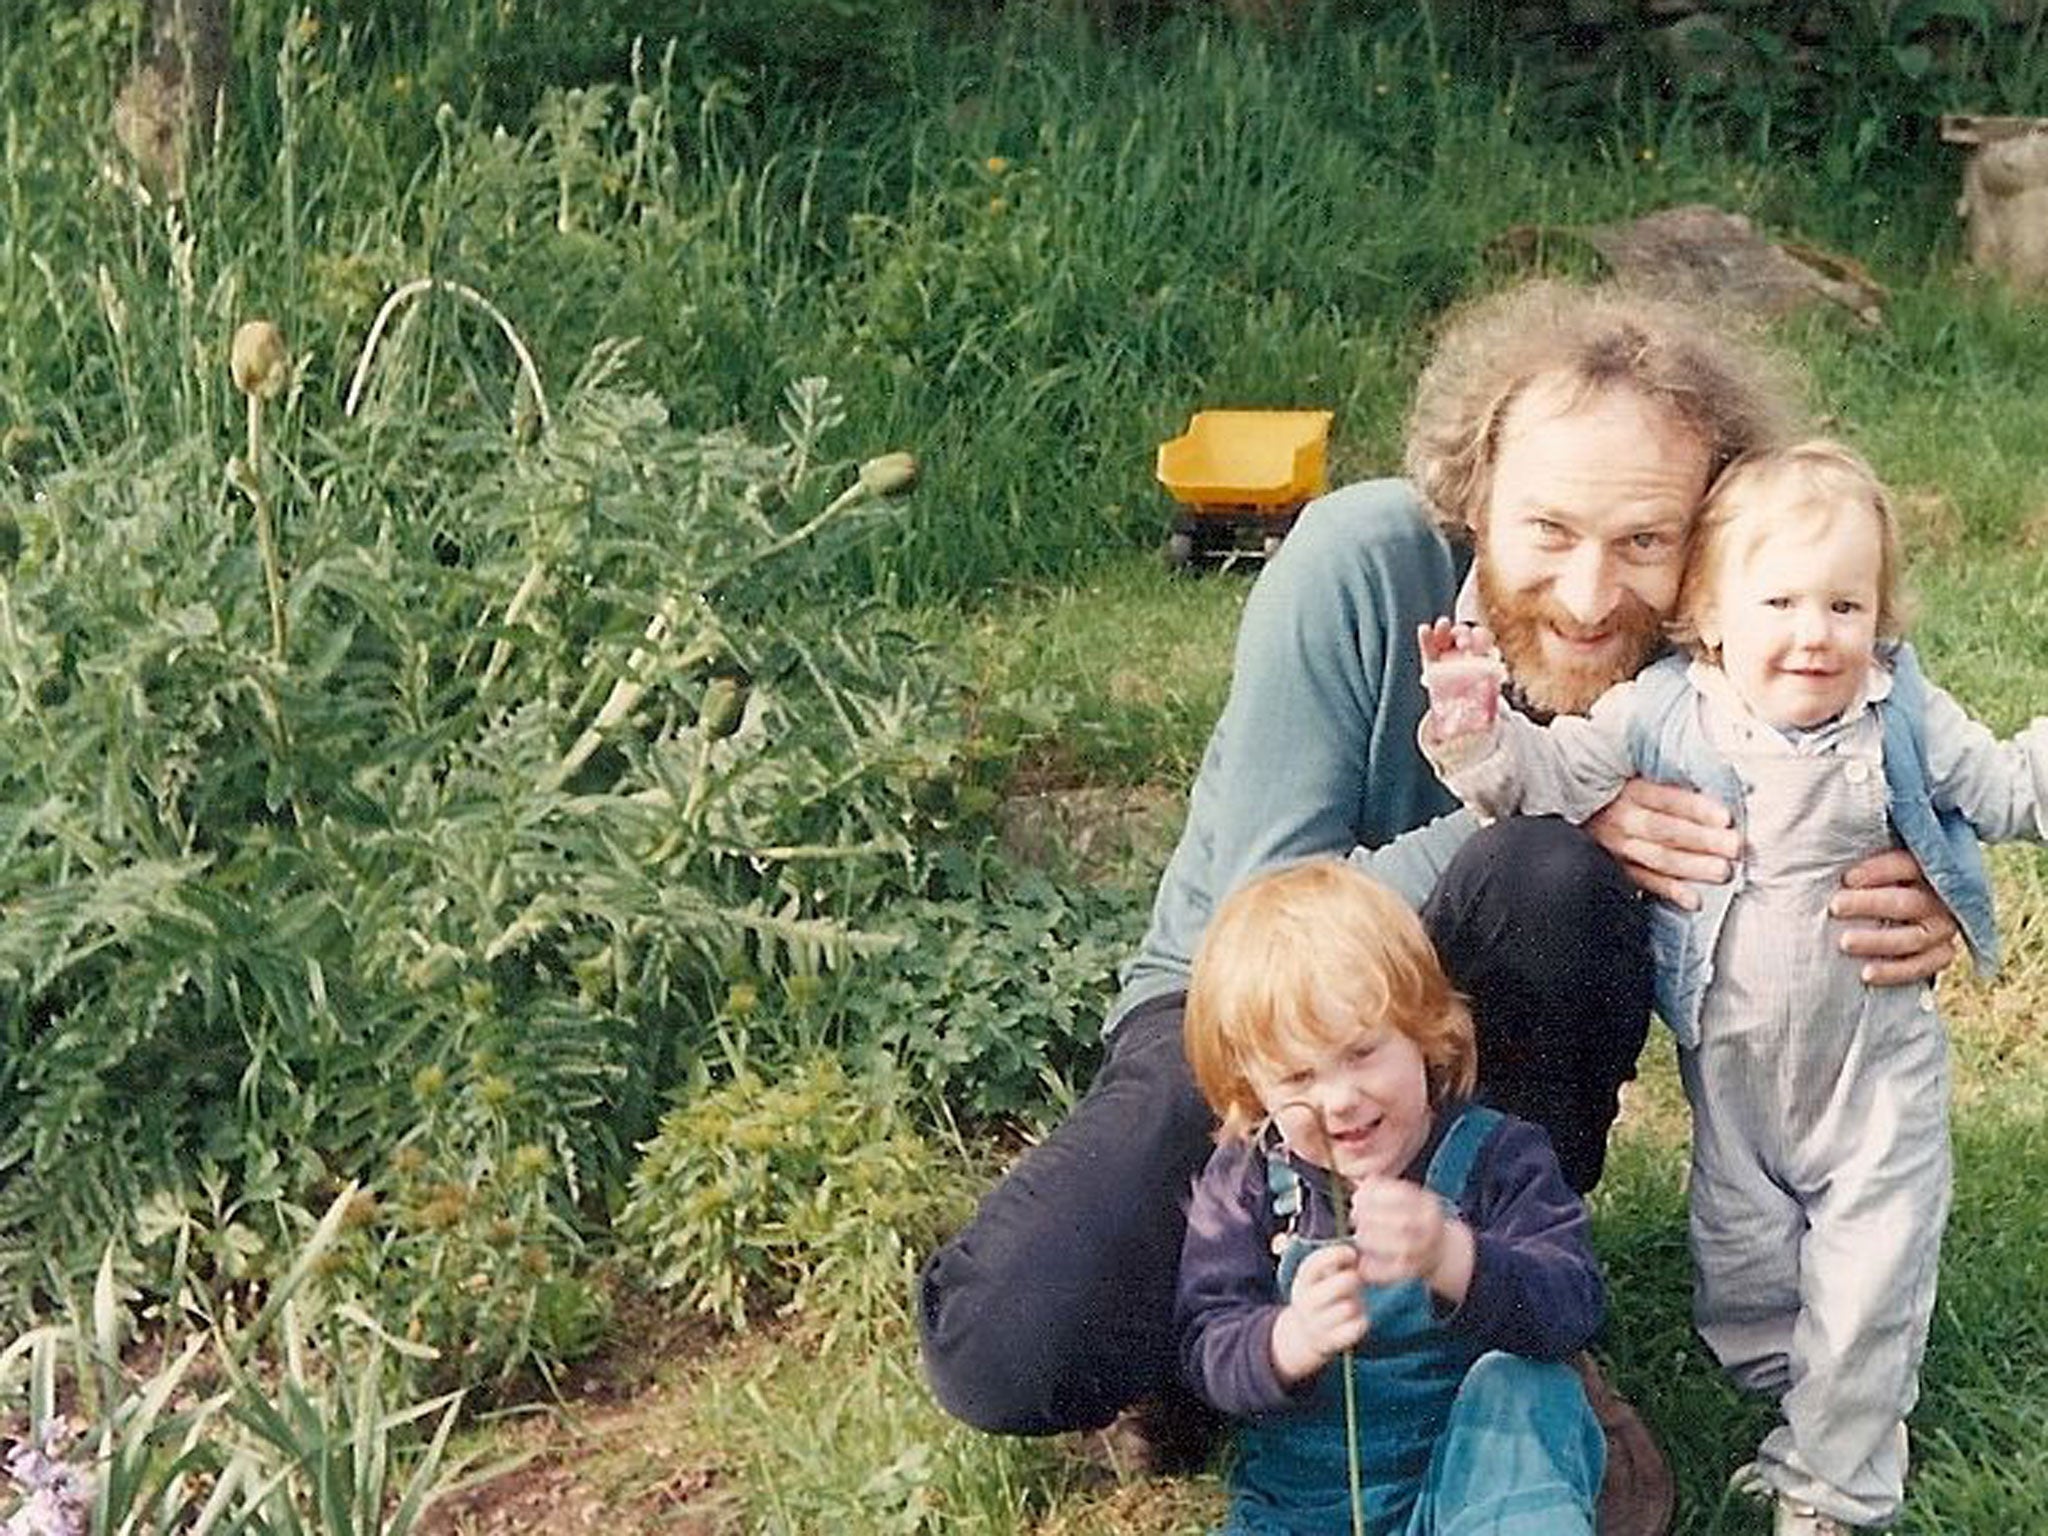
[
  {"left": 1268, "top": 1179, "right": 1479, "bottom": 1387},
  {"left": 1269, "top": 1244, "right": 1369, "bottom": 1386}
]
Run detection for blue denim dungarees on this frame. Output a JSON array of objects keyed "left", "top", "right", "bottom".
[{"left": 1220, "top": 1104, "right": 1602, "bottom": 1535}]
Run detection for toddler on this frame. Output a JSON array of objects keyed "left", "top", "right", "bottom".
[
  {"left": 1176, "top": 857, "right": 1606, "bottom": 1534},
  {"left": 1419, "top": 440, "right": 2048, "bottom": 1533}
]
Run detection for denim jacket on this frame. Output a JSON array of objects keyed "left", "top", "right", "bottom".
[{"left": 1624, "top": 643, "right": 1998, "bottom": 1049}]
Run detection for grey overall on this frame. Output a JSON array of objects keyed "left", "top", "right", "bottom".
[{"left": 1679, "top": 705, "right": 1943, "bottom": 1528}]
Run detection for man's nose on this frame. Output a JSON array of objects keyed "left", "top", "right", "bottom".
[
  {"left": 1552, "top": 546, "right": 1618, "bottom": 627},
  {"left": 1792, "top": 604, "right": 1829, "bottom": 645}
]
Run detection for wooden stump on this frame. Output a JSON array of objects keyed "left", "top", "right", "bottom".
[
  {"left": 1941, "top": 114, "right": 2048, "bottom": 294},
  {"left": 1488, "top": 204, "right": 1887, "bottom": 327}
]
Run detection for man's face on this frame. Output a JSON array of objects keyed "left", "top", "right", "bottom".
[{"left": 1474, "top": 378, "right": 1713, "bottom": 716}]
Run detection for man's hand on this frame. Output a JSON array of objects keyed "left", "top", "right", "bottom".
[
  {"left": 1585, "top": 777, "right": 1742, "bottom": 908},
  {"left": 1268, "top": 1243, "right": 1367, "bottom": 1386},
  {"left": 1833, "top": 848, "right": 1963, "bottom": 986}
]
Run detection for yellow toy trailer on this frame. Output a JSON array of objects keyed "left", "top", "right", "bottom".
[{"left": 1155, "top": 408, "right": 1334, "bottom": 569}]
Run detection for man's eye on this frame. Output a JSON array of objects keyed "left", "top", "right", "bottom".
[
  {"left": 1618, "top": 530, "right": 1679, "bottom": 565},
  {"left": 1832, "top": 599, "right": 1865, "bottom": 615},
  {"left": 1764, "top": 596, "right": 1791, "bottom": 609}
]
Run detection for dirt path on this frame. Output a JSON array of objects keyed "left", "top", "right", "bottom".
[{"left": 419, "top": 1310, "right": 746, "bottom": 1536}]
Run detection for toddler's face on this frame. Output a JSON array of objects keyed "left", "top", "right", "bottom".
[
  {"left": 1701, "top": 500, "right": 1882, "bottom": 730},
  {"left": 1248, "top": 1021, "right": 1432, "bottom": 1183}
]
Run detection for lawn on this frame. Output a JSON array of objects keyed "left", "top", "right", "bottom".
[{"left": 4, "top": 1, "right": 2048, "bottom": 1531}]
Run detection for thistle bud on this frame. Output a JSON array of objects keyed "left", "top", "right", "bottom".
[
  {"left": 857, "top": 451, "right": 919, "bottom": 499},
  {"left": 230, "top": 320, "right": 290, "bottom": 401},
  {"left": 698, "top": 675, "right": 747, "bottom": 739}
]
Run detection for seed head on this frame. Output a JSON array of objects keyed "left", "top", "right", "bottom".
[
  {"left": 698, "top": 675, "right": 747, "bottom": 739},
  {"left": 230, "top": 320, "right": 290, "bottom": 401},
  {"left": 857, "top": 451, "right": 919, "bottom": 499},
  {"left": 342, "top": 1190, "right": 381, "bottom": 1229},
  {"left": 509, "top": 1143, "right": 551, "bottom": 1181}
]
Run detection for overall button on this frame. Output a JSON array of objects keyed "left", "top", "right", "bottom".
[{"left": 1844, "top": 761, "right": 1871, "bottom": 785}]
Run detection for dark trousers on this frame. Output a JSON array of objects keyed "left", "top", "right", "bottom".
[{"left": 916, "top": 818, "right": 1652, "bottom": 1435}]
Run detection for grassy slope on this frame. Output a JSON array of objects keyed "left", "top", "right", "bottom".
[
  {"left": 6, "top": 3, "right": 2048, "bottom": 1531},
  {"left": 477, "top": 532, "right": 2048, "bottom": 1535}
]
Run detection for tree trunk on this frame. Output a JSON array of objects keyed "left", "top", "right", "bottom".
[{"left": 113, "top": 0, "right": 231, "bottom": 200}]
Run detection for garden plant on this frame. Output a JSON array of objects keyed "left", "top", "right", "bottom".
[{"left": 4, "top": 1, "right": 2048, "bottom": 1532}]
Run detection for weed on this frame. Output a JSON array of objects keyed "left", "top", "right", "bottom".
[
  {"left": 620, "top": 1054, "right": 969, "bottom": 1331},
  {"left": 829, "top": 856, "right": 1142, "bottom": 1125}
]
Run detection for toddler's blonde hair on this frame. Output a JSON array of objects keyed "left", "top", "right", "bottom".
[
  {"left": 1670, "top": 438, "right": 1908, "bottom": 656},
  {"left": 1184, "top": 859, "right": 1476, "bottom": 1144}
]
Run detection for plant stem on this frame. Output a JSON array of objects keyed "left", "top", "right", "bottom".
[
  {"left": 245, "top": 393, "right": 287, "bottom": 660},
  {"left": 1285, "top": 1095, "right": 1367, "bottom": 1536},
  {"left": 1326, "top": 1165, "right": 1367, "bottom": 1536},
  {"left": 342, "top": 276, "right": 552, "bottom": 437}
]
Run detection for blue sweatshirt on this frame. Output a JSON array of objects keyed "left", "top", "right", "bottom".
[{"left": 1112, "top": 481, "right": 1476, "bottom": 1030}]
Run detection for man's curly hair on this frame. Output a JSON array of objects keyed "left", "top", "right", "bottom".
[{"left": 1403, "top": 281, "right": 1811, "bottom": 543}]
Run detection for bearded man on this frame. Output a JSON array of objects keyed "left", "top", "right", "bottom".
[{"left": 916, "top": 282, "right": 1961, "bottom": 1534}]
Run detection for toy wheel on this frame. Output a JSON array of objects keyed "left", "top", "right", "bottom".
[{"left": 1166, "top": 531, "right": 1196, "bottom": 571}]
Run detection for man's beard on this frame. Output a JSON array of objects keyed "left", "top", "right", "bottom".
[{"left": 1477, "top": 560, "right": 1667, "bottom": 719}]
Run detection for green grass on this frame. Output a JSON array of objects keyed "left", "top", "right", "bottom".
[
  {"left": 937, "top": 551, "right": 1253, "bottom": 791},
  {"left": 642, "top": 570, "right": 2048, "bottom": 1533},
  {"left": 7, "top": 1, "right": 2048, "bottom": 1530}
]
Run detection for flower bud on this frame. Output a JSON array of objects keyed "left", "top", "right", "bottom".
[
  {"left": 230, "top": 320, "right": 290, "bottom": 401},
  {"left": 699, "top": 675, "right": 747, "bottom": 739},
  {"left": 857, "top": 451, "right": 919, "bottom": 499}
]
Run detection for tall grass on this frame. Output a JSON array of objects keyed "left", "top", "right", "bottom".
[
  {"left": 6, "top": 1, "right": 2048, "bottom": 1529},
  {"left": 2, "top": 2, "right": 2005, "bottom": 601}
]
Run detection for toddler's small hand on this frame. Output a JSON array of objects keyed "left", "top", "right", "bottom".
[
  {"left": 1417, "top": 617, "right": 1496, "bottom": 667},
  {"left": 1418, "top": 619, "right": 1503, "bottom": 744}
]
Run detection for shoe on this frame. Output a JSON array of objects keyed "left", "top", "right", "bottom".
[
  {"left": 1733, "top": 1421, "right": 1906, "bottom": 1529},
  {"left": 1070, "top": 1389, "right": 1223, "bottom": 1480},
  {"left": 1729, "top": 1459, "right": 1770, "bottom": 1499},
  {"left": 1573, "top": 1352, "right": 1676, "bottom": 1536},
  {"left": 1774, "top": 1493, "right": 1856, "bottom": 1535}
]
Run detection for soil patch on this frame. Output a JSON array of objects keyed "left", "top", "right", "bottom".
[{"left": 419, "top": 1303, "right": 745, "bottom": 1536}]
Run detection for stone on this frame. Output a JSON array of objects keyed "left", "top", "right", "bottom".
[{"left": 1489, "top": 204, "right": 1887, "bottom": 327}]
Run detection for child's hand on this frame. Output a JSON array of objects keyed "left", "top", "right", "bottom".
[
  {"left": 1417, "top": 616, "right": 1497, "bottom": 668},
  {"left": 1269, "top": 1242, "right": 1368, "bottom": 1385},
  {"left": 1417, "top": 618, "right": 1504, "bottom": 744},
  {"left": 1350, "top": 1177, "right": 1475, "bottom": 1304}
]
